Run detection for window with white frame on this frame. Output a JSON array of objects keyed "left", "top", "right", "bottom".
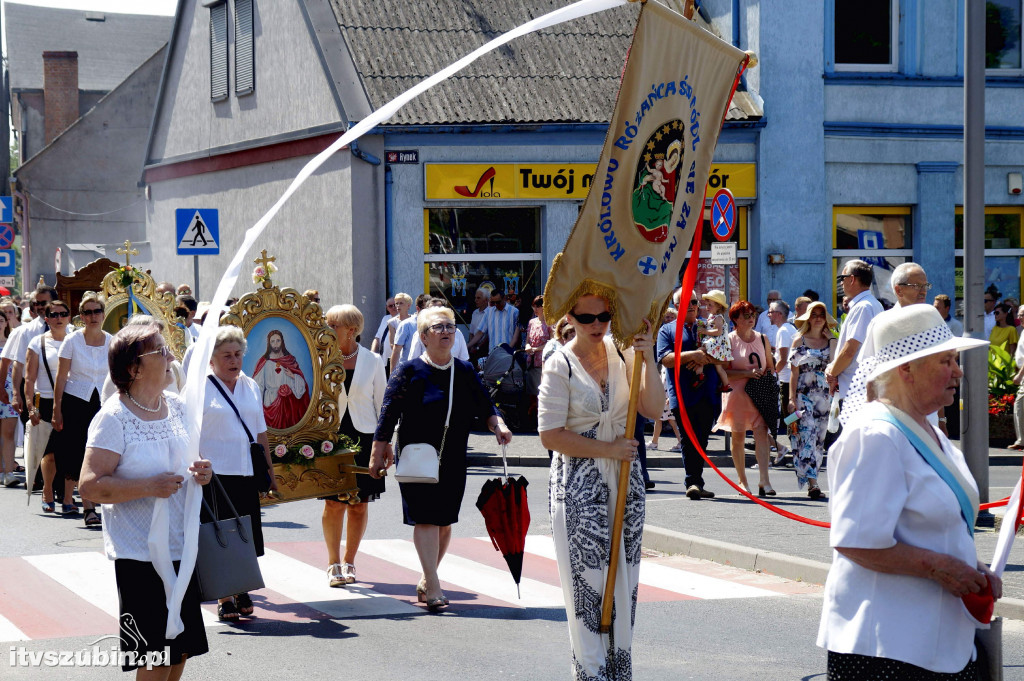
[
  {"left": 986, "top": 0, "right": 1023, "bottom": 74},
  {"left": 833, "top": 0, "right": 899, "bottom": 72}
]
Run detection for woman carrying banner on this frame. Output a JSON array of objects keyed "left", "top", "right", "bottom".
[
  {"left": 538, "top": 293, "right": 664, "bottom": 681},
  {"left": 369, "top": 306, "right": 511, "bottom": 611},
  {"left": 818, "top": 305, "right": 1001, "bottom": 679}
]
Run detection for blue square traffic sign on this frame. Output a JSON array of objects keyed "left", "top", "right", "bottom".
[
  {"left": 0, "top": 197, "right": 12, "bottom": 224},
  {"left": 176, "top": 209, "right": 220, "bottom": 256}
]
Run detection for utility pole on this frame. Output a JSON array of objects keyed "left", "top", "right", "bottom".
[{"left": 962, "top": 0, "right": 991, "bottom": 525}]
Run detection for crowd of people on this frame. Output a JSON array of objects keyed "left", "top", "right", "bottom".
[{"left": 0, "top": 268, "right": 1007, "bottom": 680}]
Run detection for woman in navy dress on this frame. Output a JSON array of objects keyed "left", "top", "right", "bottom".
[{"left": 370, "top": 306, "right": 512, "bottom": 611}]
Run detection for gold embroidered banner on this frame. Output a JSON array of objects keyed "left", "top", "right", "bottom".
[{"left": 543, "top": 1, "right": 747, "bottom": 344}]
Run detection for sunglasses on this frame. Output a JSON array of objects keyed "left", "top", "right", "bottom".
[
  {"left": 46, "top": 311, "right": 70, "bottom": 318},
  {"left": 428, "top": 323, "right": 456, "bottom": 334},
  {"left": 31, "top": 301, "right": 47, "bottom": 308},
  {"left": 835, "top": 274, "right": 853, "bottom": 282},
  {"left": 570, "top": 311, "right": 612, "bottom": 324},
  {"left": 81, "top": 308, "right": 104, "bottom": 317},
  {"left": 139, "top": 346, "right": 172, "bottom": 359}
]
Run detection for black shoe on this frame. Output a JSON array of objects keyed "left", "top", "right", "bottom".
[{"left": 644, "top": 480, "right": 655, "bottom": 490}]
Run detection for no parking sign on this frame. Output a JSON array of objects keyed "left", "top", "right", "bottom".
[{"left": 710, "top": 188, "right": 736, "bottom": 242}]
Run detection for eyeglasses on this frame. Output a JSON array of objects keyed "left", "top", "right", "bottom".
[
  {"left": 139, "top": 346, "right": 172, "bottom": 359},
  {"left": 428, "top": 323, "right": 457, "bottom": 334},
  {"left": 81, "top": 308, "right": 104, "bottom": 317},
  {"left": 46, "top": 311, "right": 70, "bottom": 318},
  {"left": 835, "top": 274, "right": 853, "bottom": 282},
  {"left": 569, "top": 311, "right": 612, "bottom": 324},
  {"left": 899, "top": 282, "right": 933, "bottom": 292},
  {"left": 688, "top": 300, "right": 700, "bottom": 308},
  {"left": 740, "top": 313, "right": 756, "bottom": 320}
]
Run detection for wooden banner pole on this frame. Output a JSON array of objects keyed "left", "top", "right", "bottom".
[{"left": 599, "top": 349, "right": 645, "bottom": 633}]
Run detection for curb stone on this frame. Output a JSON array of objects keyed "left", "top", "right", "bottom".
[{"left": 642, "top": 524, "right": 1024, "bottom": 622}]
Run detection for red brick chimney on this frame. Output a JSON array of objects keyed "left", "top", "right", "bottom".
[{"left": 42, "top": 51, "right": 79, "bottom": 145}]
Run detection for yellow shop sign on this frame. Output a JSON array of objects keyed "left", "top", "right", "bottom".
[{"left": 424, "top": 162, "right": 756, "bottom": 201}]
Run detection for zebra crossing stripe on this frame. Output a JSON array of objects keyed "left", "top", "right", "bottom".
[
  {"left": 523, "top": 535, "right": 778, "bottom": 600},
  {"left": 0, "top": 612, "right": 28, "bottom": 642},
  {"left": 359, "top": 538, "right": 566, "bottom": 608},
  {"left": 257, "top": 549, "right": 420, "bottom": 618}
]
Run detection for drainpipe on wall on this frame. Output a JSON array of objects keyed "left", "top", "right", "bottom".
[{"left": 384, "top": 164, "right": 394, "bottom": 294}]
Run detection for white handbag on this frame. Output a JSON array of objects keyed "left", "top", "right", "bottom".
[{"left": 394, "top": 363, "right": 454, "bottom": 484}]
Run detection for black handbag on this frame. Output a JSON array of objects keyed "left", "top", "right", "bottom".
[
  {"left": 744, "top": 334, "right": 780, "bottom": 428},
  {"left": 208, "top": 376, "right": 271, "bottom": 492},
  {"left": 196, "top": 473, "right": 265, "bottom": 601}
]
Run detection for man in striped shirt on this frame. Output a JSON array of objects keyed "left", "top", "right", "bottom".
[{"left": 468, "top": 289, "right": 520, "bottom": 354}]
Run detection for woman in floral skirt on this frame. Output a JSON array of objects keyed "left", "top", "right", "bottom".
[{"left": 787, "top": 301, "right": 837, "bottom": 498}]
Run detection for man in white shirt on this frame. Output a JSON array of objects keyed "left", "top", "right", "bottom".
[
  {"left": 983, "top": 291, "right": 998, "bottom": 338},
  {"left": 825, "top": 260, "right": 883, "bottom": 399},
  {"left": 753, "top": 289, "right": 781, "bottom": 338},
  {"left": 370, "top": 297, "right": 396, "bottom": 358},
  {"left": 390, "top": 294, "right": 431, "bottom": 374},
  {"left": 406, "top": 299, "right": 470, "bottom": 362},
  {"left": 468, "top": 288, "right": 489, "bottom": 339},
  {"left": 933, "top": 294, "right": 963, "bottom": 338},
  {"left": 0, "top": 285, "right": 57, "bottom": 413},
  {"left": 468, "top": 289, "right": 520, "bottom": 354}
]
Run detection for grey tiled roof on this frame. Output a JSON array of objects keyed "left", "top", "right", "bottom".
[
  {"left": 329, "top": 0, "right": 760, "bottom": 125},
  {"left": 5, "top": 3, "right": 173, "bottom": 92},
  {"left": 330, "top": 0, "right": 641, "bottom": 125}
]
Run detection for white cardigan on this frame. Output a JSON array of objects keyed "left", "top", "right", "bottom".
[{"left": 338, "top": 345, "right": 387, "bottom": 434}]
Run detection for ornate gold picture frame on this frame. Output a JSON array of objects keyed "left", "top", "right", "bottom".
[
  {"left": 221, "top": 250, "right": 361, "bottom": 505},
  {"left": 98, "top": 241, "right": 189, "bottom": 359}
]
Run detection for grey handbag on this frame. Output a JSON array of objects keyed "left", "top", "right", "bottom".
[{"left": 196, "top": 474, "right": 265, "bottom": 601}]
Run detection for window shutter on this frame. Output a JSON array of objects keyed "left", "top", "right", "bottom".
[
  {"left": 209, "top": 2, "right": 228, "bottom": 101},
  {"left": 234, "top": 0, "right": 255, "bottom": 94}
]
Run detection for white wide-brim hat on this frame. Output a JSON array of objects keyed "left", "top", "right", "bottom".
[{"left": 866, "top": 305, "right": 988, "bottom": 383}]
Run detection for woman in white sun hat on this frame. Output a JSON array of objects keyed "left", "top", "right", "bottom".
[{"left": 817, "top": 304, "right": 1002, "bottom": 679}]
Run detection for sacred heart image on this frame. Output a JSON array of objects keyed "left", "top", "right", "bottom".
[{"left": 631, "top": 119, "right": 684, "bottom": 243}]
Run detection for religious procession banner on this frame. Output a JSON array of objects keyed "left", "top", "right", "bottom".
[{"left": 544, "top": 1, "right": 748, "bottom": 345}]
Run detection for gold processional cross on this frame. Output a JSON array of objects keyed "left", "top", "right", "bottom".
[{"left": 116, "top": 240, "right": 139, "bottom": 266}]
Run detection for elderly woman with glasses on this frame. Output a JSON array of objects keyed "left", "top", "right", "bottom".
[
  {"left": 52, "top": 292, "right": 112, "bottom": 527},
  {"left": 818, "top": 305, "right": 1001, "bottom": 679},
  {"left": 714, "top": 299, "right": 777, "bottom": 497},
  {"left": 370, "top": 305, "right": 512, "bottom": 611}
]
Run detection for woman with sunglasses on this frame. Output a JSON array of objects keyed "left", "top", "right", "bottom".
[
  {"left": 370, "top": 305, "right": 512, "bottom": 611},
  {"left": 0, "top": 299, "right": 19, "bottom": 487},
  {"left": 24, "top": 300, "right": 75, "bottom": 512},
  {"left": 714, "top": 299, "right": 777, "bottom": 497},
  {"left": 538, "top": 294, "right": 664, "bottom": 681},
  {"left": 53, "top": 292, "right": 112, "bottom": 526}
]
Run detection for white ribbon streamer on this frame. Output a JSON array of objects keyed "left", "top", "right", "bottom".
[
  {"left": 161, "top": 0, "right": 632, "bottom": 638},
  {"left": 990, "top": 478, "right": 1022, "bottom": 577}
]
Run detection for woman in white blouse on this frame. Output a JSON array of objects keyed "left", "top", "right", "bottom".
[
  {"left": 53, "top": 292, "right": 112, "bottom": 527},
  {"left": 200, "top": 325, "right": 273, "bottom": 621},
  {"left": 538, "top": 294, "right": 663, "bottom": 681},
  {"left": 24, "top": 300, "right": 73, "bottom": 513},
  {"left": 79, "top": 323, "right": 212, "bottom": 675},
  {"left": 818, "top": 305, "right": 1002, "bottom": 679},
  {"left": 321, "top": 305, "right": 387, "bottom": 587}
]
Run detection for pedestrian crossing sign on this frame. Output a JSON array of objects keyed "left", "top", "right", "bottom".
[{"left": 176, "top": 208, "right": 220, "bottom": 255}]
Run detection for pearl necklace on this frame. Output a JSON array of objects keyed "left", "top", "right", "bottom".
[
  {"left": 128, "top": 392, "right": 163, "bottom": 413},
  {"left": 421, "top": 354, "right": 454, "bottom": 371},
  {"left": 341, "top": 346, "right": 359, "bottom": 361}
]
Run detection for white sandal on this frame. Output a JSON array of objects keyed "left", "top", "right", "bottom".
[
  {"left": 327, "top": 563, "right": 345, "bottom": 588},
  {"left": 340, "top": 563, "right": 357, "bottom": 584}
]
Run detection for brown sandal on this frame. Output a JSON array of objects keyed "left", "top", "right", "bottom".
[{"left": 83, "top": 509, "right": 101, "bottom": 527}]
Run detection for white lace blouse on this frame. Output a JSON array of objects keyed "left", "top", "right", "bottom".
[
  {"left": 86, "top": 392, "right": 191, "bottom": 562},
  {"left": 59, "top": 330, "right": 112, "bottom": 401}
]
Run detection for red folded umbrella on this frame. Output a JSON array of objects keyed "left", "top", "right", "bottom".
[{"left": 475, "top": 446, "right": 530, "bottom": 597}]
